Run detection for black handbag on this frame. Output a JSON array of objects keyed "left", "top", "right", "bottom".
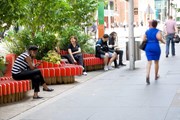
[
  {"left": 139, "top": 41, "right": 146, "bottom": 50},
  {"left": 173, "top": 35, "right": 180, "bottom": 43}
]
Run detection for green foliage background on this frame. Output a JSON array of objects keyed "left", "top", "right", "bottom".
[{"left": 1, "top": 0, "right": 98, "bottom": 59}]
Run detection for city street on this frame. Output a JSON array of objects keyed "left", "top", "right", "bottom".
[
  {"left": 7, "top": 42, "right": 180, "bottom": 120},
  {"left": 1, "top": 0, "right": 180, "bottom": 119}
]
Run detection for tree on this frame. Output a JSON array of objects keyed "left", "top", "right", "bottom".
[
  {"left": 1, "top": 0, "right": 98, "bottom": 58},
  {"left": 67, "top": 0, "right": 98, "bottom": 28}
]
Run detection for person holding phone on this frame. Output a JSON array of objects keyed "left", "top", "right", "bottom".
[{"left": 12, "top": 45, "right": 54, "bottom": 99}]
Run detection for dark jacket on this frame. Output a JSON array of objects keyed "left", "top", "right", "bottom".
[{"left": 95, "top": 39, "right": 113, "bottom": 58}]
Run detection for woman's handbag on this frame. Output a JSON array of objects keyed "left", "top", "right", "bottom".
[
  {"left": 173, "top": 35, "right": 180, "bottom": 43},
  {"left": 139, "top": 41, "right": 146, "bottom": 51}
]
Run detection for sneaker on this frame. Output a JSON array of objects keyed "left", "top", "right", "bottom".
[
  {"left": 83, "top": 72, "right": 87, "bottom": 75},
  {"left": 108, "top": 65, "right": 114, "bottom": 70},
  {"left": 104, "top": 66, "right": 108, "bottom": 71}
]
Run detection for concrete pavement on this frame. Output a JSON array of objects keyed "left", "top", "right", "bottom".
[{"left": 0, "top": 43, "right": 179, "bottom": 120}]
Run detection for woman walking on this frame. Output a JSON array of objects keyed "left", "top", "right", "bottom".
[{"left": 142, "top": 20, "right": 165, "bottom": 84}]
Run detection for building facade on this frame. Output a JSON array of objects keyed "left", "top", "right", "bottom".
[{"left": 103, "top": 0, "right": 179, "bottom": 28}]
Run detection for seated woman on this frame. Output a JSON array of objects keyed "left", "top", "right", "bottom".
[
  {"left": 67, "top": 36, "right": 87, "bottom": 75},
  {"left": 12, "top": 45, "right": 54, "bottom": 99},
  {"left": 108, "top": 32, "right": 126, "bottom": 67}
]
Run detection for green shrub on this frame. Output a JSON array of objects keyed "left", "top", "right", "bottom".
[
  {"left": 0, "top": 56, "right": 6, "bottom": 77},
  {"left": 4, "top": 29, "right": 59, "bottom": 59},
  {"left": 42, "top": 50, "right": 61, "bottom": 64}
]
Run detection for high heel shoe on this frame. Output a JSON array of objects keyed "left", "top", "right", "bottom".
[
  {"left": 155, "top": 75, "right": 160, "bottom": 80},
  {"left": 146, "top": 77, "right": 150, "bottom": 85}
]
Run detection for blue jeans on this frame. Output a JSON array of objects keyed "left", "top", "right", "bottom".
[{"left": 166, "top": 33, "right": 175, "bottom": 56}]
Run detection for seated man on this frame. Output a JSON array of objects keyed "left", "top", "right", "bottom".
[
  {"left": 108, "top": 32, "right": 126, "bottom": 67},
  {"left": 95, "top": 34, "right": 117, "bottom": 71}
]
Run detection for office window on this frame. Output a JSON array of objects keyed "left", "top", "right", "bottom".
[{"left": 110, "top": 1, "right": 114, "bottom": 10}]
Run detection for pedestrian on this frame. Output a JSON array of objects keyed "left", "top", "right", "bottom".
[
  {"left": 91, "top": 23, "right": 97, "bottom": 40},
  {"left": 67, "top": 36, "right": 87, "bottom": 75},
  {"left": 142, "top": 20, "right": 165, "bottom": 84},
  {"left": 12, "top": 45, "right": 54, "bottom": 99},
  {"left": 95, "top": 34, "right": 117, "bottom": 71},
  {"left": 164, "top": 16, "right": 178, "bottom": 57},
  {"left": 108, "top": 31, "right": 126, "bottom": 68}
]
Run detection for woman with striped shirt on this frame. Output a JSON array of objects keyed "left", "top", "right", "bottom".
[{"left": 12, "top": 45, "right": 53, "bottom": 99}]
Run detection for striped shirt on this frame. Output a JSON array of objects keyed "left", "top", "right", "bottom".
[{"left": 12, "top": 52, "right": 30, "bottom": 74}]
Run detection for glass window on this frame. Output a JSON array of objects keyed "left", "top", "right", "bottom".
[{"left": 110, "top": 1, "right": 114, "bottom": 10}]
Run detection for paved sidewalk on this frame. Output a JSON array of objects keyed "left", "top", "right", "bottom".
[{"left": 1, "top": 43, "right": 180, "bottom": 120}]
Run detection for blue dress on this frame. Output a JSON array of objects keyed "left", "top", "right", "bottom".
[{"left": 145, "top": 28, "right": 161, "bottom": 61}]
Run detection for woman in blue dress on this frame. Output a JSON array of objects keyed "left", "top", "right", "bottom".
[{"left": 142, "top": 20, "right": 165, "bottom": 84}]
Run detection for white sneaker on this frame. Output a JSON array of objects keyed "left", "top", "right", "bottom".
[
  {"left": 104, "top": 66, "right": 108, "bottom": 71},
  {"left": 83, "top": 72, "right": 87, "bottom": 76},
  {"left": 108, "top": 65, "right": 114, "bottom": 70}
]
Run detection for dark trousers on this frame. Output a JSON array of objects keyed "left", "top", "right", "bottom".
[
  {"left": 67, "top": 53, "right": 86, "bottom": 72},
  {"left": 12, "top": 69, "right": 45, "bottom": 92},
  {"left": 114, "top": 49, "right": 124, "bottom": 66}
]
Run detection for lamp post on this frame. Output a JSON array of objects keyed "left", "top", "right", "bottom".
[{"left": 126, "top": 0, "right": 135, "bottom": 70}]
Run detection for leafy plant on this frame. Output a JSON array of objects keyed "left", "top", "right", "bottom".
[
  {"left": 0, "top": 56, "right": 6, "bottom": 77},
  {"left": 4, "top": 28, "right": 59, "bottom": 59},
  {"left": 42, "top": 50, "right": 61, "bottom": 64}
]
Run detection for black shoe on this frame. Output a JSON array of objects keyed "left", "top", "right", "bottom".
[
  {"left": 166, "top": 55, "right": 168, "bottom": 58},
  {"left": 115, "top": 65, "right": 120, "bottom": 68},
  {"left": 43, "top": 88, "right": 54, "bottom": 92},
  {"left": 146, "top": 77, "right": 150, "bottom": 85},
  {"left": 119, "top": 63, "right": 126, "bottom": 66},
  {"left": 33, "top": 96, "right": 43, "bottom": 99}
]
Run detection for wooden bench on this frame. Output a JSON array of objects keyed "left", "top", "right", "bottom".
[
  {"left": 60, "top": 50, "right": 105, "bottom": 71},
  {"left": 0, "top": 53, "right": 83, "bottom": 104},
  {"left": 34, "top": 59, "right": 83, "bottom": 85},
  {"left": 0, "top": 54, "right": 31, "bottom": 104}
]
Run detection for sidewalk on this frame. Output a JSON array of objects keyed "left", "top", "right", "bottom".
[{"left": 0, "top": 43, "right": 179, "bottom": 120}]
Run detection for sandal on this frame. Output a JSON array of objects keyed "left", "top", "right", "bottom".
[
  {"left": 155, "top": 75, "right": 160, "bottom": 80},
  {"left": 33, "top": 96, "right": 43, "bottom": 99},
  {"left": 43, "top": 88, "right": 54, "bottom": 92}
]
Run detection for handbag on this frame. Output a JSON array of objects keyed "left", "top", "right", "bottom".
[
  {"left": 139, "top": 41, "right": 146, "bottom": 50},
  {"left": 173, "top": 35, "right": 180, "bottom": 43}
]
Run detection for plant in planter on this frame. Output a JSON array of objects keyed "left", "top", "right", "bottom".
[
  {"left": 0, "top": 56, "right": 6, "bottom": 77},
  {"left": 42, "top": 50, "right": 61, "bottom": 64}
]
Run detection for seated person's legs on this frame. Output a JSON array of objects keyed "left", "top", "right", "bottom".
[
  {"left": 74, "top": 53, "right": 87, "bottom": 75},
  {"left": 61, "top": 54, "right": 74, "bottom": 64},
  {"left": 12, "top": 69, "right": 53, "bottom": 98},
  {"left": 100, "top": 53, "right": 109, "bottom": 71},
  {"left": 116, "top": 49, "right": 126, "bottom": 66},
  {"left": 74, "top": 53, "right": 83, "bottom": 66},
  {"left": 108, "top": 52, "right": 117, "bottom": 69}
]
